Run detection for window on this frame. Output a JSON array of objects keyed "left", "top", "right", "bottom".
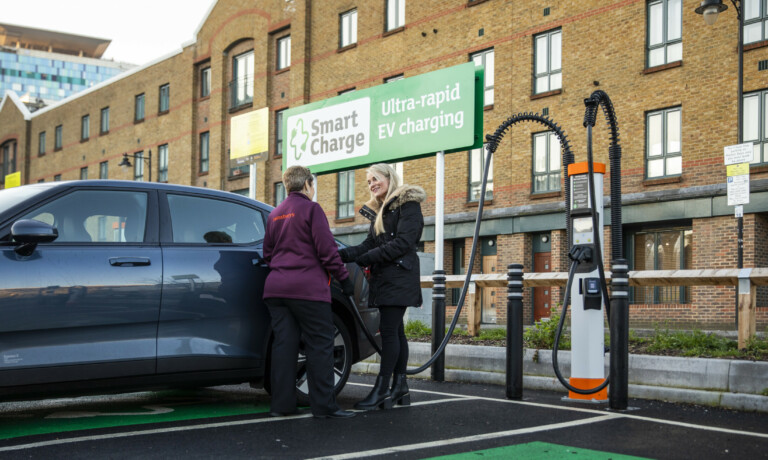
[
  {"left": 534, "top": 29, "right": 562, "bottom": 94},
  {"left": 39, "top": 131, "right": 46, "bottom": 155},
  {"left": 231, "top": 50, "right": 254, "bottom": 108},
  {"left": 274, "top": 182, "right": 286, "bottom": 206},
  {"left": 167, "top": 194, "right": 266, "bottom": 244},
  {"left": 338, "top": 88, "right": 356, "bottom": 95},
  {"left": 133, "top": 151, "right": 145, "bottom": 181},
  {"left": 54, "top": 174, "right": 61, "bottom": 182},
  {"left": 340, "top": 9, "right": 358, "bottom": 48},
  {"left": 100, "top": 107, "right": 110, "bottom": 134},
  {"left": 99, "top": 161, "right": 108, "bottom": 179},
  {"left": 647, "top": 0, "right": 682, "bottom": 67},
  {"left": 158, "top": 144, "right": 169, "bottom": 182},
  {"left": 19, "top": 190, "right": 148, "bottom": 243},
  {"left": 55, "top": 125, "right": 63, "bottom": 150},
  {"left": 631, "top": 227, "right": 692, "bottom": 304},
  {"left": 471, "top": 48, "right": 494, "bottom": 106},
  {"left": 385, "top": 74, "right": 404, "bottom": 83},
  {"left": 468, "top": 144, "right": 493, "bottom": 202},
  {"left": 80, "top": 167, "right": 88, "bottom": 180},
  {"left": 275, "top": 109, "right": 285, "bottom": 156},
  {"left": 277, "top": 35, "right": 291, "bottom": 70},
  {"left": 200, "top": 132, "right": 210, "bottom": 173},
  {"left": 1, "top": 140, "right": 17, "bottom": 183},
  {"left": 533, "top": 131, "right": 562, "bottom": 193},
  {"left": 646, "top": 107, "right": 682, "bottom": 178},
  {"left": 81, "top": 115, "right": 90, "bottom": 141},
  {"left": 135, "top": 93, "right": 145, "bottom": 122},
  {"left": 744, "top": 89, "right": 768, "bottom": 165},
  {"left": 337, "top": 170, "right": 355, "bottom": 218},
  {"left": 387, "top": 0, "right": 405, "bottom": 31},
  {"left": 159, "top": 84, "right": 170, "bottom": 113},
  {"left": 744, "top": 0, "right": 768, "bottom": 44},
  {"left": 201, "top": 67, "right": 211, "bottom": 98}
]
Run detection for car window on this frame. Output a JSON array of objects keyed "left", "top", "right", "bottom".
[
  {"left": 20, "top": 190, "right": 148, "bottom": 243},
  {"left": 167, "top": 194, "right": 265, "bottom": 244}
]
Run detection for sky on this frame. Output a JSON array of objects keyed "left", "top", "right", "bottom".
[{"left": 2, "top": 0, "right": 216, "bottom": 65}]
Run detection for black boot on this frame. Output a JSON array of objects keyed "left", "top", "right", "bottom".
[
  {"left": 390, "top": 373, "right": 410, "bottom": 406},
  {"left": 354, "top": 376, "right": 393, "bottom": 410}
]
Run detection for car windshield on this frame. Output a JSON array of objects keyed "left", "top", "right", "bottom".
[{"left": 0, "top": 183, "right": 58, "bottom": 216}]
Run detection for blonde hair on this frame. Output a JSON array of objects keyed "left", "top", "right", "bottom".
[
  {"left": 367, "top": 163, "right": 401, "bottom": 235},
  {"left": 283, "top": 165, "right": 313, "bottom": 193}
]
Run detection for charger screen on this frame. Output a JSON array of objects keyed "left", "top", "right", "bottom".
[{"left": 573, "top": 217, "right": 592, "bottom": 234}]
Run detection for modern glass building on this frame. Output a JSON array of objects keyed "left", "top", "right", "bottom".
[{"left": 0, "top": 22, "right": 132, "bottom": 107}]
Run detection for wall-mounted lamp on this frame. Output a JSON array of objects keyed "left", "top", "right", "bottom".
[{"left": 119, "top": 149, "right": 152, "bottom": 182}]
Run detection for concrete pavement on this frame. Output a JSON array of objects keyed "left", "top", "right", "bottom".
[{"left": 352, "top": 342, "right": 768, "bottom": 412}]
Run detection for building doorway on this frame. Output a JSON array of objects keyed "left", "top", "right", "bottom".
[{"left": 480, "top": 236, "right": 497, "bottom": 324}]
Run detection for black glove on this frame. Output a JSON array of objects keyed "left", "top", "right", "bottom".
[
  {"left": 355, "top": 253, "right": 372, "bottom": 267},
  {"left": 338, "top": 248, "right": 350, "bottom": 263},
  {"left": 340, "top": 277, "right": 355, "bottom": 297}
]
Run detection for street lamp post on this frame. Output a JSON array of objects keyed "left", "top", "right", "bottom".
[
  {"left": 694, "top": 0, "right": 743, "bottom": 327},
  {"left": 119, "top": 149, "right": 152, "bottom": 182}
]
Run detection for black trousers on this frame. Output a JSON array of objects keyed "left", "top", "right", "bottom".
[
  {"left": 378, "top": 306, "right": 408, "bottom": 380},
  {"left": 266, "top": 297, "right": 340, "bottom": 416}
]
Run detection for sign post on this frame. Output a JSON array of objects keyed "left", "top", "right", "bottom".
[{"left": 724, "top": 142, "right": 752, "bottom": 327}]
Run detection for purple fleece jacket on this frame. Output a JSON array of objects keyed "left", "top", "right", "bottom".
[{"left": 263, "top": 191, "right": 350, "bottom": 303}]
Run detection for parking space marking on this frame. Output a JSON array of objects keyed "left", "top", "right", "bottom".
[
  {"left": 306, "top": 414, "right": 619, "bottom": 460},
  {"left": 0, "top": 394, "right": 467, "bottom": 453}
]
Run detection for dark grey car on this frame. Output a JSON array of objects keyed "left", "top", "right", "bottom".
[{"left": 0, "top": 180, "right": 379, "bottom": 403}]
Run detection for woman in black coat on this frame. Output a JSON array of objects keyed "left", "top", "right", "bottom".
[{"left": 339, "top": 163, "right": 426, "bottom": 410}]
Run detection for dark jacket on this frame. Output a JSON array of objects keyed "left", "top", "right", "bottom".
[
  {"left": 339, "top": 185, "right": 426, "bottom": 308},
  {"left": 263, "top": 191, "right": 349, "bottom": 303}
]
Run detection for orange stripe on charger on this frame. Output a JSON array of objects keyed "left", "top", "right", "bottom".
[
  {"left": 567, "top": 162, "right": 606, "bottom": 176},
  {"left": 568, "top": 377, "right": 608, "bottom": 401}
]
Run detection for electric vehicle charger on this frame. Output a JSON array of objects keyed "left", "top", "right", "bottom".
[{"left": 551, "top": 91, "right": 623, "bottom": 398}]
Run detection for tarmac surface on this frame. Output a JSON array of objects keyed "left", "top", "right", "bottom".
[{"left": 0, "top": 374, "right": 766, "bottom": 459}]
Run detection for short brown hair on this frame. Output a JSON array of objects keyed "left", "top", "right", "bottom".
[{"left": 283, "top": 165, "right": 313, "bottom": 192}]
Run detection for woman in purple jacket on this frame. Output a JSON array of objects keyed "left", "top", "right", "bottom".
[{"left": 263, "top": 165, "right": 355, "bottom": 419}]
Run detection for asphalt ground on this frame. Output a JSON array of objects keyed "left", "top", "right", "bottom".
[{"left": 0, "top": 374, "right": 766, "bottom": 459}]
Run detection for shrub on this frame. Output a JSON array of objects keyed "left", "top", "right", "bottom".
[
  {"left": 524, "top": 311, "right": 570, "bottom": 350},
  {"left": 404, "top": 320, "right": 431, "bottom": 338}
]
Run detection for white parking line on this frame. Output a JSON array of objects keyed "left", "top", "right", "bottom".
[{"left": 306, "top": 414, "right": 619, "bottom": 460}]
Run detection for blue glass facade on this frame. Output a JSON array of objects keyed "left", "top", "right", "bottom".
[{"left": 0, "top": 50, "right": 125, "bottom": 102}]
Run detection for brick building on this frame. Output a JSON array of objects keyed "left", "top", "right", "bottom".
[{"left": 1, "top": 0, "right": 767, "bottom": 330}]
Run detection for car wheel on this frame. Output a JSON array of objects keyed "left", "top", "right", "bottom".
[
  {"left": 294, "top": 313, "right": 353, "bottom": 406},
  {"left": 264, "top": 313, "right": 353, "bottom": 406}
]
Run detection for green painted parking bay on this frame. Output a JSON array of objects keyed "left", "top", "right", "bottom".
[
  {"left": 0, "top": 390, "right": 271, "bottom": 441},
  {"left": 427, "top": 441, "right": 649, "bottom": 460}
]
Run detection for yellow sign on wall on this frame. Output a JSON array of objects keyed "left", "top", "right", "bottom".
[
  {"left": 4, "top": 171, "right": 21, "bottom": 188},
  {"left": 230, "top": 107, "right": 269, "bottom": 166},
  {"left": 726, "top": 163, "right": 749, "bottom": 177}
]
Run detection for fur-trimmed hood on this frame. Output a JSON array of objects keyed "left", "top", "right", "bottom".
[{"left": 360, "top": 185, "right": 426, "bottom": 220}]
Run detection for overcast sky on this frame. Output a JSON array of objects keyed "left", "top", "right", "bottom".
[{"left": 2, "top": 0, "right": 215, "bottom": 65}]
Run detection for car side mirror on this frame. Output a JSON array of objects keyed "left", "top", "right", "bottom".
[{"left": 11, "top": 219, "right": 58, "bottom": 256}]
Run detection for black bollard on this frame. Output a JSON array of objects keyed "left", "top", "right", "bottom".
[
  {"left": 609, "top": 259, "right": 629, "bottom": 410},
  {"left": 506, "top": 264, "right": 524, "bottom": 399},
  {"left": 431, "top": 270, "right": 446, "bottom": 382}
]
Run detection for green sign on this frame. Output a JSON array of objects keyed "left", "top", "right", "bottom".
[{"left": 283, "top": 62, "right": 483, "bottom": 174}]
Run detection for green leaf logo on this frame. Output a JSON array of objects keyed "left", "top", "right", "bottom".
[{"left": 290, "top": 118, "right": 309, "bottom": 161}]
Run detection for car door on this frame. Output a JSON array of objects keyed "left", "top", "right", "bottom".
[
  {"left": 0, "top": 188, "right": 161, "bottom": 387},
  {"left": 157, "top": 191, "right": 270, "bottom": 374}
]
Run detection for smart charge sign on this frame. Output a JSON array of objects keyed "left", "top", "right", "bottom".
[{"left": 284, "top": 62, "right": 482, "bottom": 174}]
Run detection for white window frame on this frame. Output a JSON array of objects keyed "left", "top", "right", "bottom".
[
  {"left": 340, "top": 9, "right": 358, "bottom": 48},
  {"left": 646, "top": 107, "right": 682, "bottom": 179},
  {"left": 337, "top": 170, "right": 355, "bottom": 218},
  {"left": 200, "top": 132, "right": 210, "bottom": 173},
  {"left": 159, "top": 84, "right": 170, "bottom": 112},
  {"left": 532, "top": 131, "right": 562, "bottom": 193},
  {"left": 744, "top": 0, "right": 768, "bottom": 44},
  {"left": 471, "top": 48, "right": 494, "bottom": 106},
  {"left": 647, "top": 0, "right": 682, "bottom": 68},
  {"left": 158, "top": 144, "right": 169, "bottom": 182},
  {"left": 81, "top": 114, "right": 89, "bottom": 140},
  {"left": 277, "top": 35, "right": 291, "bottom": 70},
  {"left": 744, "top": 89, "right": 768, "bottom": 166},
  {"left": 387, "top": 0, "right": 405, "bottom": 31},
  {"left": 468, "top": 144, "right": 493, "bottom": 202},
  {"left": 534, "top": 29, "right": 562, "bottom": 94}
]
